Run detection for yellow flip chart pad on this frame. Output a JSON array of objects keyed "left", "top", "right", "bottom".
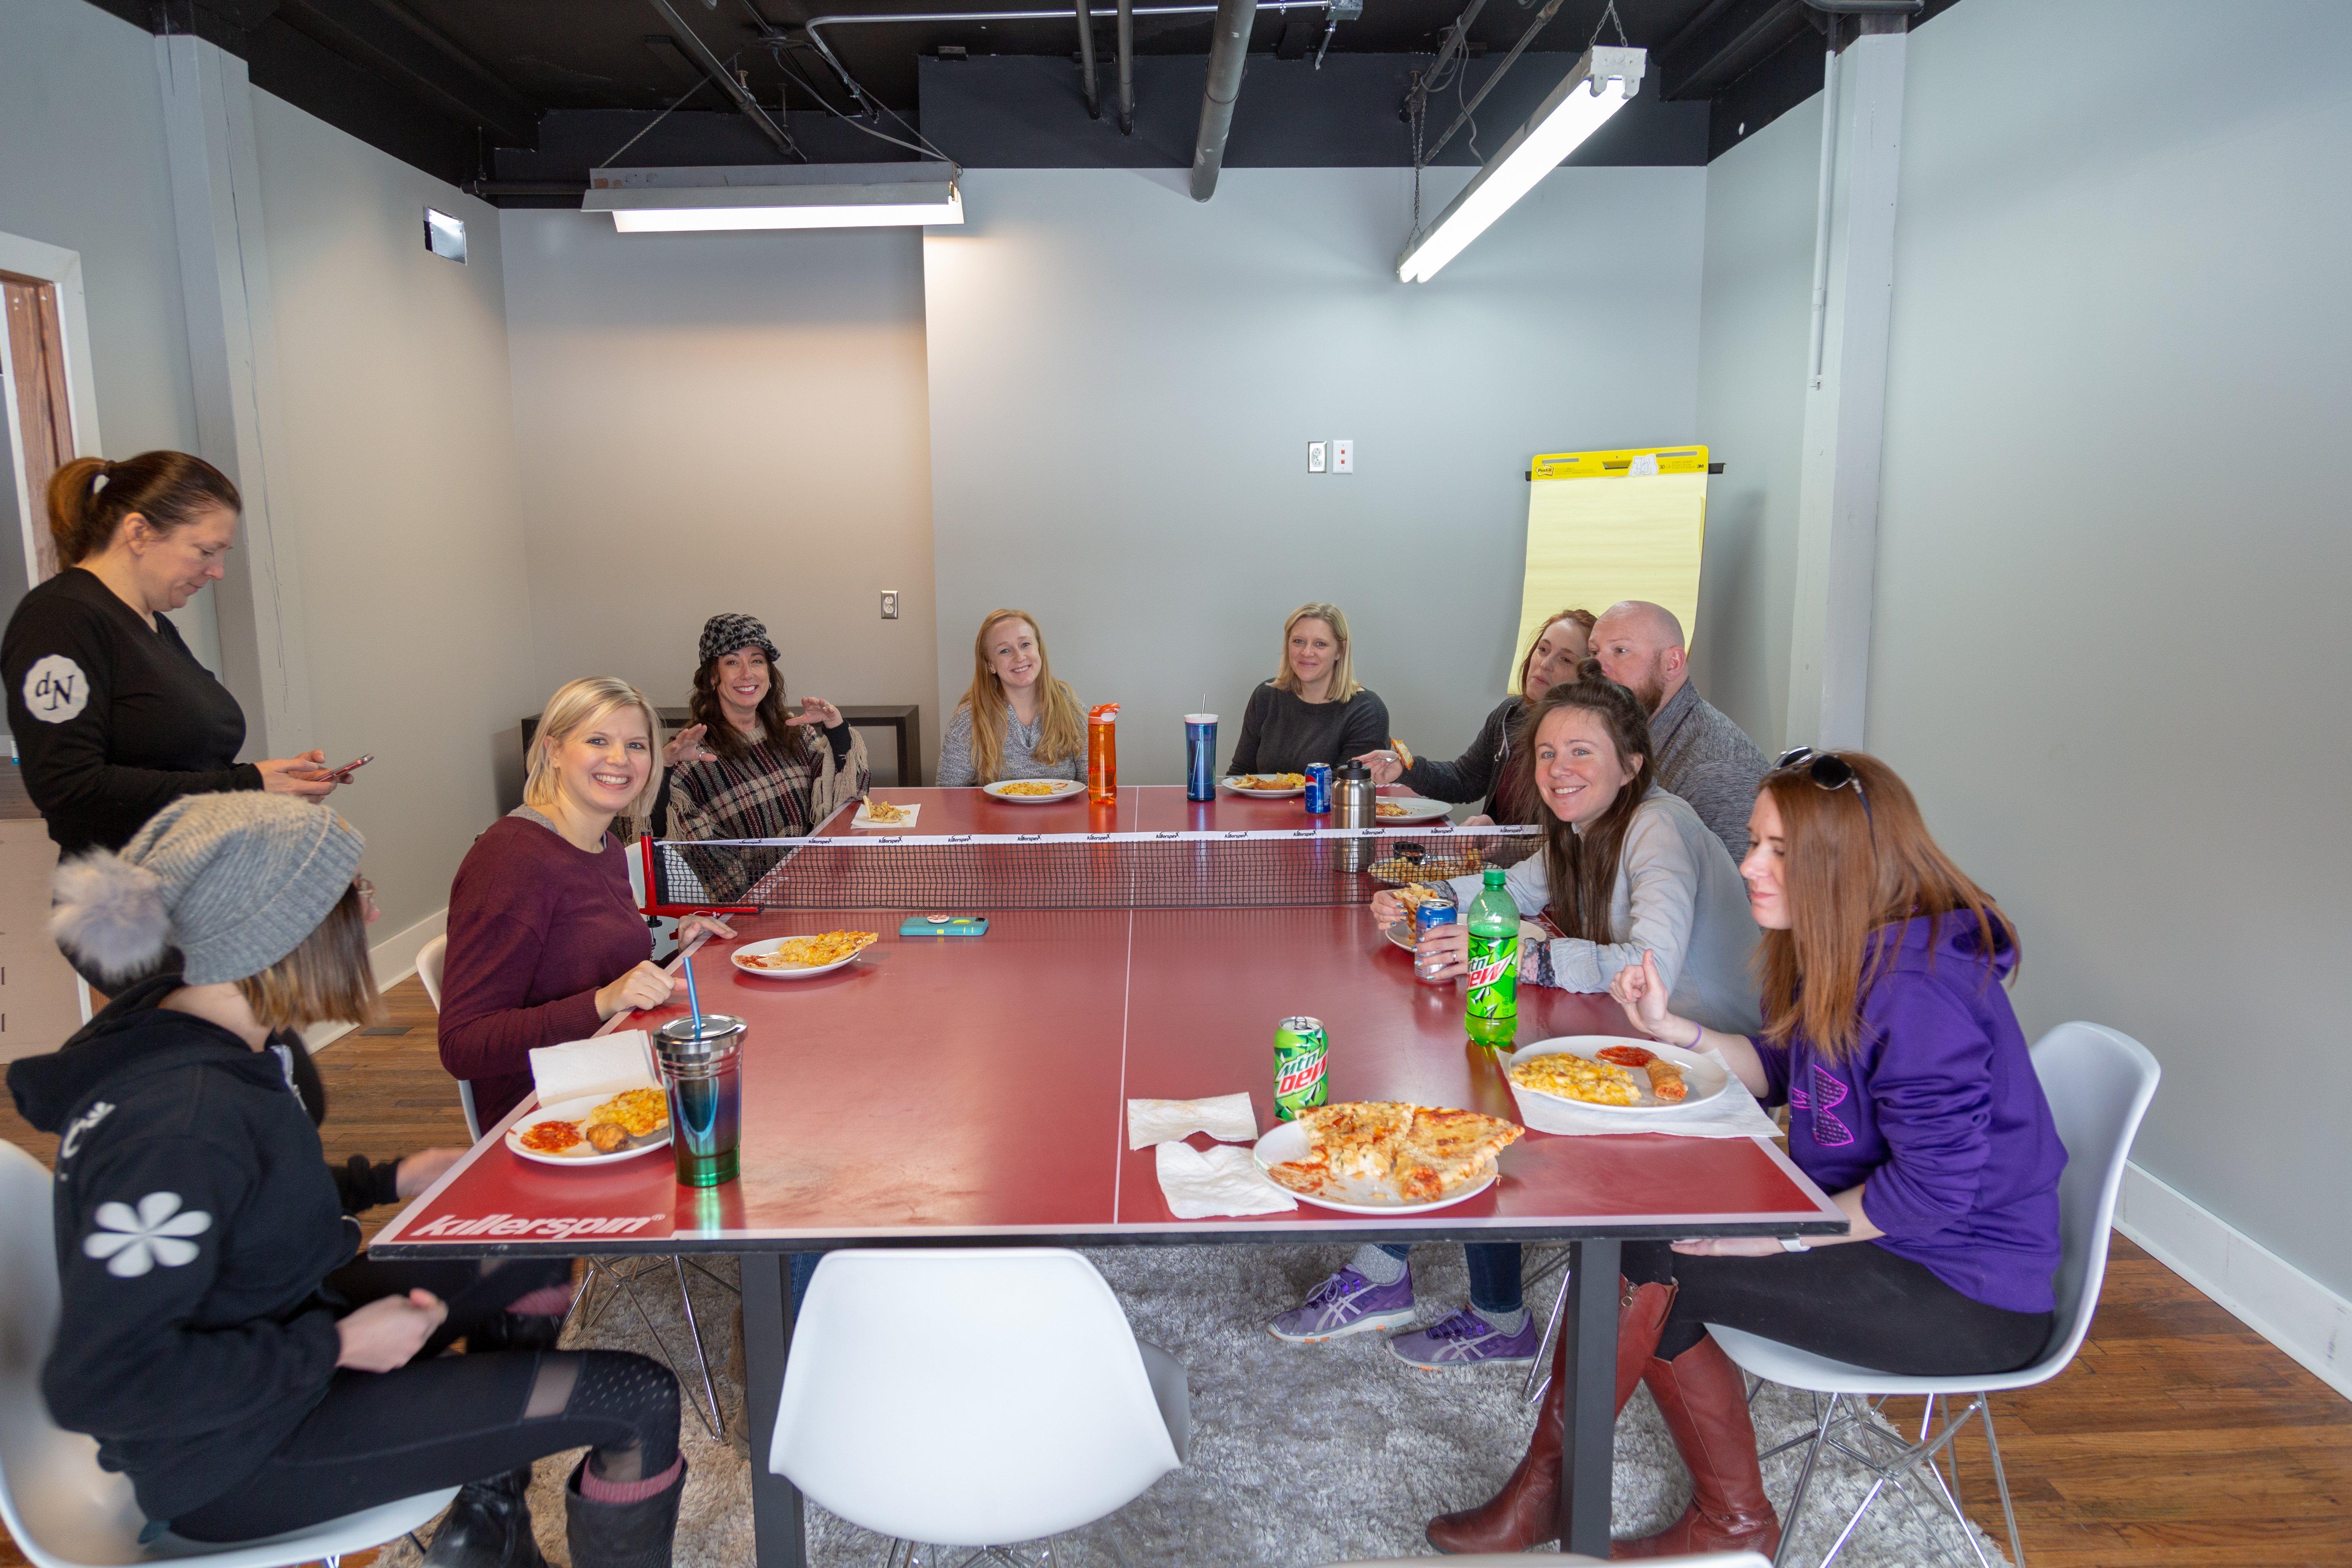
[{"left": 1513, "top": 445, "right": 1708, "bottom": 692}]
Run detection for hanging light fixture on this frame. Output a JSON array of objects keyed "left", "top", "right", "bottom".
[
  {"left": 583, "top": 163, "right": 964, "bottom": 233},
  {"left": 1396, "top": 45, "right": 1644, "bottom": 282}
]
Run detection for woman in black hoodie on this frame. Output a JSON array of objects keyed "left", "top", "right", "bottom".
[{"left": 8, "top": 793, "right": 687, "bottom": 1568}]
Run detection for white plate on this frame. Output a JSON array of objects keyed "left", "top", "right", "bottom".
[
  {"left": 852, "top": 801, "right": 920, "bottom": 830},
  {"left": 1220, "top": 775, "right": 1308, "bottom": 797},
  {"left": 1382, "top": 916, "right": 1546, "bottom": 955},
  {"left": 980, "top": 779, "right": 1087, "bottom": 804},
  {"left": 730, "top": 934, "right": 875, "bottom": 980},
  {"left": 506, "top": 1092, "right": 672, "bottom": 1166},
  {"left": 1504, "top": 1036, "right": 1731, "bottom": 1115},
  {"left": 1372, "top": 795, "right": 1452, "bottom": 825},
  {"left": 1251, "top": 1119, "right": 1500, "bottom": 1214}
]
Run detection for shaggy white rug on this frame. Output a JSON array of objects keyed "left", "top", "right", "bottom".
[{"left": 374, "top": 1246, "right": 2013, "bottom": 1568}]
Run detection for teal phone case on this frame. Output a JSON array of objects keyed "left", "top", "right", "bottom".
[{"left": 900, "top": 915, "right": 989, "bottom": 937}]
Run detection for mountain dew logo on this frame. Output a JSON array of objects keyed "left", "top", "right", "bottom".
[{"left": 1466, "top": 933, "right": 1518, "bottom": 1017}]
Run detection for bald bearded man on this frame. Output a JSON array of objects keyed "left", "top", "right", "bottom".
[{"left": 1590, "top": 600, "right": 1767, "bottom": 859}]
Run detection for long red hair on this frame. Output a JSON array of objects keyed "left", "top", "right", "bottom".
[{"left": 1757, "top": 752, "right": 2017, "bottom": 1060}]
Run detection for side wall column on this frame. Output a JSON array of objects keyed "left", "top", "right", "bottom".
[
  {"left": 1783, "top": 15, "right": 1906, "bottom": 751},
  {"left": 155, "top": 32, "right": 314, "bottom": 759}
]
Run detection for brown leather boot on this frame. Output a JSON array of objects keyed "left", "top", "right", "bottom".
[
  {"left": 1424, "top": 1278, "right": 1676, "bottom": 1555},
  {"left": 1613, "top": 1335, "right": 1781, "bottom": 1559}
]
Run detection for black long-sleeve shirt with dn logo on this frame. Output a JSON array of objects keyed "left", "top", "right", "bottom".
[{"left": 2, "top": 566, "right": 258, "bottom": 853}]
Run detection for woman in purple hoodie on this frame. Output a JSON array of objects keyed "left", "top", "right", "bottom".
[{"left": 1427, "top": 749, "right": 2065, "bottom": 1559}]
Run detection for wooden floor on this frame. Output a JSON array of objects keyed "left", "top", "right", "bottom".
[{"left": 4, "top": 977, "right": 2348, "bottom": 1566}]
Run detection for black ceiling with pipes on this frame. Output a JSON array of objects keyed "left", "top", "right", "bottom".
[{"left": 91, "top": 0, "right": 1959, "bottom": 202}]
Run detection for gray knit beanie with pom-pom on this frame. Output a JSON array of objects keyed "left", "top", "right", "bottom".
[{"left": 49, "top": 793, "right": 366, "bottom": 985}]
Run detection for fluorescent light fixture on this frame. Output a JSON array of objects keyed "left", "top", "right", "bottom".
[
  {"left": 583, "top": 163, "right": 963, "bottom": 233},
  {"left": 1396, "top": 45, "right": 1645, "bottom": 283},
  {"left": 423, "top": 207, "right": 467, "bottom": 262}
]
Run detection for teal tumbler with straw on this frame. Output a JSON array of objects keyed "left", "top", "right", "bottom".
[{"left": 655, "top": 1005, "right": 745, "bottom": 1188}]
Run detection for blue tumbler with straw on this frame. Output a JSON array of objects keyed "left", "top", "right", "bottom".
[{"left": 1185, "top": 713, "right": 1218, "bottom": 801}]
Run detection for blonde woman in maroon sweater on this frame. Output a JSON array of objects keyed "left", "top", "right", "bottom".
[{"left": 439, "top": 678, "right": 734, "bottom": 1128}]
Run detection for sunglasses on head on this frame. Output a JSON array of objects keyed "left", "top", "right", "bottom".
[{"left": 1775, "top": 746, "right": 1872, "bottom": 822}]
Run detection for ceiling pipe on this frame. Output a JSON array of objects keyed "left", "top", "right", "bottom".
[
  {"left": 648, "top": 0, "right": 801, "bottom": 156},
  {"left": 1115, "top": 0, "right": 1135, "bottom": 133},
  {"left": 797, "top": 4, "right": 1325, "bottom": 125},
  {"left": 1189, "top": 0, "right": 1258, "bottom": 201},
  {"left": 1075, "top": 0, "right": 1100, "bottom": 117}
]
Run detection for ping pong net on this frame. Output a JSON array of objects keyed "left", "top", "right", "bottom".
[{"left": 644, "top": 824, "right": 1544, "bottom": 912}]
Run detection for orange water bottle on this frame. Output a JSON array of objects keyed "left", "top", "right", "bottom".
[{"left": 1087, "top": 704, "right": 1119, "bottom": 804}]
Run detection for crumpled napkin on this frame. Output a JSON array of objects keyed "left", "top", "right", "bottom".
[
  {"left": 529, "top": 1030, "right": 659, "bottom": 1108},
  {"left": 1510, "top": 1060, "right": 1783, "bottom": 1139},
  {"left": 1127, "top": 1091, "right": 1258, "bottom": 1149},
  {"left": 1154, "top": 1141, "right": 1297, "bottom": 1218}
]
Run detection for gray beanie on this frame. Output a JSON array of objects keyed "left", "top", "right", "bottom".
[{"left": 49, "top": 793, "right": 367, "bottom": 985}]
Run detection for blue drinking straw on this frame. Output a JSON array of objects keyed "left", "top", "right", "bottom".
[{"left": 681, "top": 946, "right": 705, "bottom": 1042}]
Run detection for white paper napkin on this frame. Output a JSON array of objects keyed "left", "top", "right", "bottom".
[
  {"left": 1127, "top": 1091, "right": 1259, "bottom": 1149},
  {"left": 1511, "top": 1067, "right": 1783, "bottom": 1139},
  {"left": 530, "top": 1030, "right": 659, "bottom": 1108},
  {"left": 1154, "top": 1141, "right": 1297, "bottom": 1218},
  {"left": 853, "top": 801, "right": 920, "bottom": 830}
]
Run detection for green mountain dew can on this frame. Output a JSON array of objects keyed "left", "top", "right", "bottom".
[{"left": 1274, "top": 1017, "right": 1330, "bottom": 1121}]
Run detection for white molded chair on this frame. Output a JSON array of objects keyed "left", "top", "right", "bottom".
[
  {"left": 0, "top": 1144, "right": 456, "bottom": 1568},
  {"left": 771, "top": 1249, "right": 1188, "bottom": 1553},
  {"left": 1709, "top": 1021, "right": 2161, "bottom": 1568},
  {"left": 414, "top": 936, "right": 477, "bottom": 1141}
]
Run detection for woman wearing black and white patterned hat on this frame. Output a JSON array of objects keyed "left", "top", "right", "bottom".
[{"left": 650, "top": 612, "right": 868, "bottom": 901}]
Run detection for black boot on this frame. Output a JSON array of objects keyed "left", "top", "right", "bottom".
[
  {"left": 469, "top": 1312, "right": 567, "bottom": 1354},
  {"left": 564, "top": 1456, "right": 686, "bottom": 1568},
  {"left": 423, "top": 1466, "right": 548, "bottom": 1568}
]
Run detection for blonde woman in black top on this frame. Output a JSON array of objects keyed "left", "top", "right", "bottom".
[{"left": 2, "top": 452, "right": 336, "bottom": 856}]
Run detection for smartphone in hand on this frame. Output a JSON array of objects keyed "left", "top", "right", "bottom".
[{"left": 321, "top": 755, "right": 373, "bottom": 783}]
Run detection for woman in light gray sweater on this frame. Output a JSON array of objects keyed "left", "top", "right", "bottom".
[
  {"left": 937, "top": 608, "right": 1087, "bottom": 787},
  {"left": 1268, "top": 677, "right": 1758, "bottom": 1372}
]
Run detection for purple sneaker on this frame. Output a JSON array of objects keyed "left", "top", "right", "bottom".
[
  {"left": 1386, "top": 1308, "right": 1540, "bottom": 1369},
  {"left": 1267, "top": 1266, "right": 1417, "bottom": 1343}
]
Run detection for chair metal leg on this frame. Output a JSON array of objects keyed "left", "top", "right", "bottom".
[
  {"left": 684, "top": 1256, "right": 742, "bottom": 1294},
  {"left": 673, "top": 1254, "right": 727, "bottom": 1439},
  {"left": 1979, "top": 1400, "right": 2026, "bottom": 1568},
  {"left": 1522, "top": 1261, "right": 1577, "bottom": 1404},
  {"left": 1770, "top": 1390, "right": 1839, "bottom": 1568}
]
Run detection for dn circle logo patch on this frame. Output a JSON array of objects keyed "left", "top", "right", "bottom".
[{"left": 22, "top": 654, "right": 90, "bottom": 723}]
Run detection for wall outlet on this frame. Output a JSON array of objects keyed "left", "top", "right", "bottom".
[
  {"left": 1307, "top": 441, "right": 1327, "bottom": 473},
  {"left": 880, "top": 590, "right": 899, "bottom": 620},
  {"left": 1332, "top": 439, "right": 1354, "bottom": 474}
]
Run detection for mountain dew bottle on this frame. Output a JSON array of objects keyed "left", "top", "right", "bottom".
[{"left": 1464, "top": 867, "right": 1519, "bottom": 1049}]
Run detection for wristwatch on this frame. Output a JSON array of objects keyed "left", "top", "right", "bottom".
[{"left": 1778, "top": 1237, "right": 1812, "bottom": 1253}]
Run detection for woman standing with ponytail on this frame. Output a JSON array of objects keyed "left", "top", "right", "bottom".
[{"left": 1, "top": 452, "right": 336, "bottom": 858}]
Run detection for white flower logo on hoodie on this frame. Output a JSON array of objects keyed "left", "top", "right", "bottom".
[{"left": 83, "top": 1193, "right": 212, "bottom": 1278}]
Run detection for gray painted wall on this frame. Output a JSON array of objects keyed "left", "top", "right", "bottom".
[
  {"left": 1686, "top": 96, "right": 1820, "bottom": 754},
  {"left": 0, "top": 0, "right": 217, "bottom": 666},
  {"left": 499, "top": 212, "right": 940, "bottom": 779},
  {"left": 1696, "top": 0, "right": 2352, "bottom": 1295},
  {"left": 247, "top": 91, "right": 542, "bottom": 935},
  {"left": 923, "top": 165, "right": 1706, "bottom": 785}
]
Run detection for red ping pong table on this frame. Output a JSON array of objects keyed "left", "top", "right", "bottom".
[{"left": 374, "top": 785, "right": 1844, "bottom": 1562}]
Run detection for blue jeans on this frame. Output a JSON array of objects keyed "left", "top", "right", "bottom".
[
  {"left": 789, "top": 1251, "right": 820, "bottom": 1314},
  {"left": 1375, "top": 1241, "right": 1523, "bottom": 1313}
]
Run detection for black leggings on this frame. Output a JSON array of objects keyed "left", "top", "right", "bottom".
[
  {"left": 1622, "top": 1240, "right": 2054, "bottom": 1376},
  {"left": 171, "top": 1260, "right": 680, "bottom": 1544}
]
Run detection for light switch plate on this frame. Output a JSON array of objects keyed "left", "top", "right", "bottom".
[
  {"left": 880, "top": 590, "right": 899, "bottom": 620},
  {"left": 1332, "top": 439, "right": 1354, "bottom": 474},
  {"left": 1307, "top": 441, "right": 1327, "bottom": 473}
]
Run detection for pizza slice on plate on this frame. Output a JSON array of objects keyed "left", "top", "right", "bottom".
[
  {"left": 1298, "top": 1101, "right": 1416, "bottom": 1182},
  {"left": 1394, "top": 1107, "right": 1523, "bottom": 1204}
]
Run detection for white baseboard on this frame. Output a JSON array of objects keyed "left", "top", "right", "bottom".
[
  {"left": 305, "top": 906, "right": 446, "bottom": 1053},
  {"left": 2114, "top": 1161, "right": 2350, "bottom": 1401}
]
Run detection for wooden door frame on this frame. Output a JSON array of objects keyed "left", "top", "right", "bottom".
[{"left": 0, "top": 231, "right": 105, "bottom": 590}]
